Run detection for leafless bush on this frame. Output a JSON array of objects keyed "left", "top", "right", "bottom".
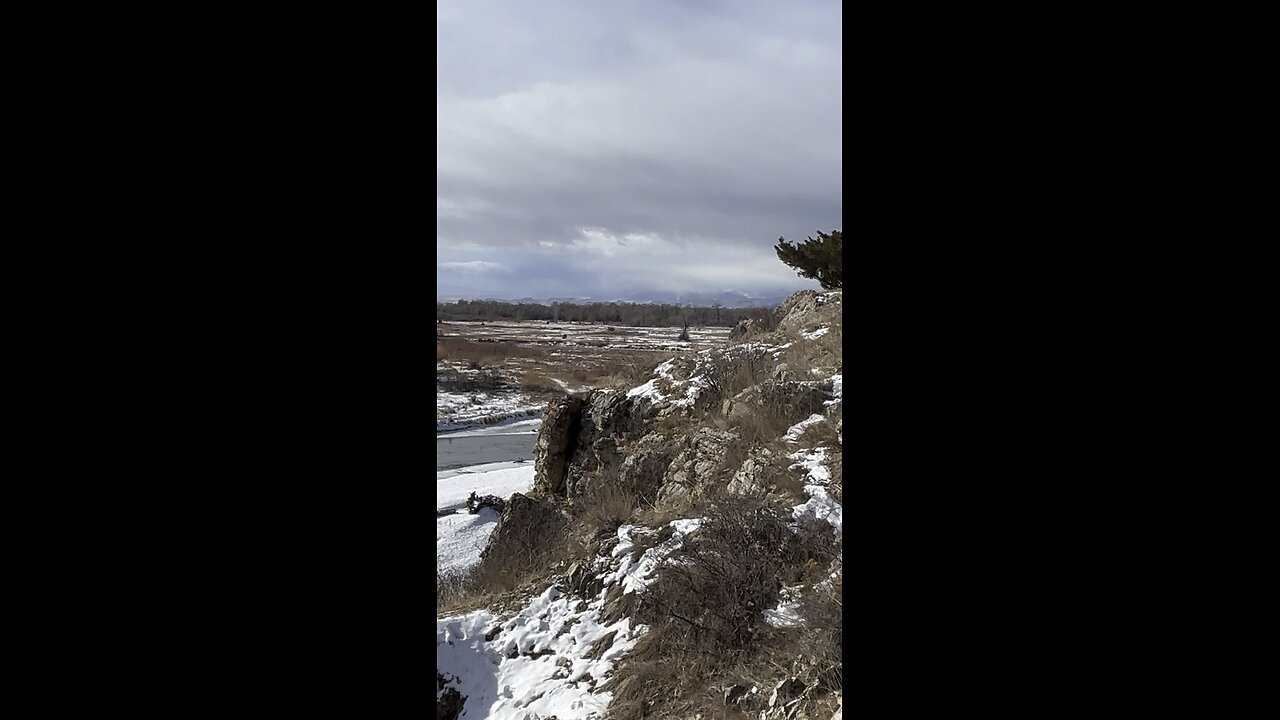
[
  {"left": 724, "top": 403, "right": 798, "bottom": 448},
  {"left": 702, "top": 348, "right": 773, "bottom": 399},
  {"left": 578, "top": 482, "right": 640, "bottom": 536},
  {"left": 437, "top": 568, "right": 487, "bottom": 616},
  {"left": 622, "top": 352, "right": 669, "bottom": 385},
  {"left": 604, "top": 493, "right": 840, "bottom": 718}
]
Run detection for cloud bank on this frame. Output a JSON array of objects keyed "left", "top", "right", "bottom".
[{"left": 437, "top": 0, "right": 842, "bottom": 300}]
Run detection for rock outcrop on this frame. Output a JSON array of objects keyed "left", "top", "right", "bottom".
[
  {"left": 729, "top": 317, "right": 764, "bottom": 340},
  {"left": 477, "top": 493, "right": 569, "bottom": 571},
  {"left": 531, "top": 395, "right": 585, "bottom": 496},
  {"left": 454, "top": 287, "right": 844, "bottom": 719}
]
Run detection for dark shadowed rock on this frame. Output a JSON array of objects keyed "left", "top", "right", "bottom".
[
  {"left": 565, "top": 560, "right": 603, "bottom": 598},
  {"left": 532, "top": 396, "right": 586, "bottom": 496},
  {"left": 769, "top": 676, "right": 807, "bottom": 709},
  {"left": 477, "top": 493, "right": 570, "bottom": 571},
  {"left": 436, "top": 674, "right": 464, "bottom": 720},
  {"left": 466, "top": 492, "right": 505, "bottom": 514},
  {"left": 615, "top": 434, "right": 680, "bottom": 504}
]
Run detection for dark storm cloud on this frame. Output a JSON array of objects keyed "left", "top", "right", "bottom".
[{"left": 437, "top": 0, "right": 841, "bottom": 300}]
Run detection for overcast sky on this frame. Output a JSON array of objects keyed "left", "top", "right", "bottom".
[{"left": 437, "top": 0, "right": 842, "bottom": 300}]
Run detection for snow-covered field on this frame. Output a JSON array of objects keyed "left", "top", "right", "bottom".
[
  {"left": 437, "top": 461, "right": 537, "bottom": 576},
  {"left": 437, "top": 391, "right": 545, "bottom": 434},
  {"left": 437, "top": 319, "right": 732, "bottom": 433},
  {"left": 438, "top": 419, "right": 542, "bottom": 440},
  {"left": 441, "top": 320, "right": 729, "bottom": 351}
]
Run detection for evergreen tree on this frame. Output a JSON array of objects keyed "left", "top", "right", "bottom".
[{"left": 774, "top": 230, "right": 842, "bottom": 289}]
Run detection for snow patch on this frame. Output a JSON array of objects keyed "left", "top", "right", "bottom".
[
  {"left": 784, "top": 414, "right": 826, "bottom": 444},
  {"left": 763, "top": 584, "right": 805, "bottom": 628},
  {"left": 788, "top": 447, "right": 831, "bottom": 485},
  {"left": 803, "top": 327, "right": 830, "bottom": 340},
  {"left": 788, "top": 448, "right": 841, "bottom": 539},
  {"left": 437, "top": 517, "right": 705, "bottom": 719},
  {"left": 793, "top": 485, "right": 842, "bottom": 540},
  {"left": 437, "top": 464, "right": 536, "bottom": 511},
  {"left": 436, "top": 463, "right": 538, "bottom": 574},
  {"left": 437, "top": 508, "right": 502, "bottom": 575},
  {"left": 825, "top": 373, "right": 842, "bottom": 407},
  {"left": 603, "top": 520, "right": 703, "bottom": 594}
]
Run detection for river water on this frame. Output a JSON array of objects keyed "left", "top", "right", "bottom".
[{"left": 436, "top": 429, "right": 540, "bottom": 471}]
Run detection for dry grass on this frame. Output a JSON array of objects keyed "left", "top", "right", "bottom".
[
  {"left": 603, "top": 493, "right": 840, "bottom": 719},
  {"left": 577, "top": 482, "right": 641, "bottom": 537},
  {"left": 721, "top": 403, "right": 799, "bottom": 448},
  {"left": 436, "top": 368, "right": 511, "bottom": 393},
  {"left": 440, "top": 333, "right": 671, "bottom": 397},
  {"left": 438, "top": 512, "right": 589, "bottom": 618},
  {"left": 701, "top": 348, "right": 773, "bottom": 400},
  {"left": 437, "top": 337, "right": 555, "bottom": 366}
]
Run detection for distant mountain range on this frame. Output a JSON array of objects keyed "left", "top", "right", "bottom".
[{"left": 437, "top": 289, "right": 796, "bottom": 308}]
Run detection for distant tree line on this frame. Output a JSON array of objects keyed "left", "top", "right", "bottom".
[{"left": 435, "top": 299, "right": 774, "bottom": 327}]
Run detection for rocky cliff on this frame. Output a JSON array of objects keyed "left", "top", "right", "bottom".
[{"left": 439, "top": 289, "right": 844, "bottom": 720}]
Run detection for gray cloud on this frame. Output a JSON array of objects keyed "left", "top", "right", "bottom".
[{"left": 437, "top": 0, "right": 841, "bottom": 300}]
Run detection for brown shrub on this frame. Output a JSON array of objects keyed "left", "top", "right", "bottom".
[
  {"left": 604, "top": 493, "right": 840, "bottom": 718},
  {"left": 724, "top": 403, "right": 798, "bottom": 448},
  {"left": 577, "top": 482, "right": 640, "bottom": 537}
]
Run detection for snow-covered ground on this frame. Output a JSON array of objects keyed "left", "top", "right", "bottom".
[
  {"left": 438, "top": 509, "right": 504, "bottom": 576},
  {"left": 437, "top": 391, "right": 545, "bottom": 434},
  {"left": 436, "top": 519, "right": 703, "bottom": 720},
  {"left": 437, "top": 462, "right": 537, "bottom": 576},
  {"left": 438, "top": 419, "right": 543, "bottom": 440},
  {"left": 440, "top": 320, "right": 729, "bottom": 351}
]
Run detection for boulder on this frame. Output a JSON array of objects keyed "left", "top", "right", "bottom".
[
  {"left": 565, "top": 560, "right": 602, "bottom": 598},
  {"left": 729, "top": 317, "right": 763, "bottom": 341},
  {"left": 478, "top": 493, "right": 569, "bottom": 570},
  {"left": 436, "top": 674, "right": 464, "bottom": 720}
]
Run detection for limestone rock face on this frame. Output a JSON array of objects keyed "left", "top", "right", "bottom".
[
  {"left": 728, "top": 447, "right": 777, "bottom": 496},
  {"left": 658, "top": 428, "right": 739, "bottom": 504},
  {"left": 615, "top": 434, "right": 679, "bottom": 503},
  {"left": 532, "top": 395, "right": 586, "bottom": 497},
  {"left": 562, "top": 389, "right": 657, "bottom": 499},
  {"left": 774, "top": 289, "right": 842, "bottom": 336},
  {"left": 774, "top": 290, "right": 821, "bottom": 326}
]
